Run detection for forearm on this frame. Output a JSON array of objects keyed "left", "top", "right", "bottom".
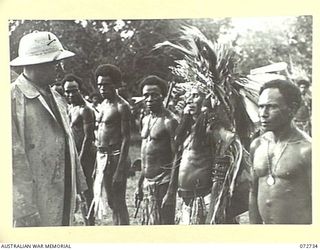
[
  {"left": 117, "top": 137, "right": 130, "bottom": 172},
  {"left": 80, "top": 135, "right": 94, "bottom": 158},
  {"left": 167, "top": 150, "right": 181, "bottom": 194}
]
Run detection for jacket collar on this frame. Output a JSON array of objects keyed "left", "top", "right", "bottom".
[{"left": 15, "top": 74, "right": 41, "bottom": 99}]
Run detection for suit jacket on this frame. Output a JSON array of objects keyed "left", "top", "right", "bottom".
[{"left": 11, "top": 74, "right": 87, "bottom": 226}]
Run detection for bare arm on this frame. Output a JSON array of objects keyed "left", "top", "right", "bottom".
[
  {"left": 79, "top": 106, "right": 95, "bottom": 160},
  {"left": 114, "top": 101, "right": 131, "bottom": 182},
  {"left": 248, "top": 138, "right": 263, "bottom": 224},
  {"left": 165, "top": 117, "right": 179, "bottom": 194},
  {"left": 161, "top": 116, "right": 179, "bottom": 207}
]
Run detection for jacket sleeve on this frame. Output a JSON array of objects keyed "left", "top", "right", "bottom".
[{"left": 12, "top": 87, "right": 39, "bottom": 221}]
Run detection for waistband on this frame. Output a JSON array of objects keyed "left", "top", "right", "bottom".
[
  {"left": 97, "top": 146, "right": 121, "bottom": 155},
  {"left": 178, "top": 186, "right": 211, "bottom": 198}
]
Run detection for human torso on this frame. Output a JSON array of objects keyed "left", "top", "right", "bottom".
[
  {"left": 253, "top": 132, "right": 311, "bottom": 223},
  {"left": 141, "top": 110, "right": 175, "bottom": 181},
  {"left": 96, "top": 99, "right": 123, "bottom": 147},
  {"left": 178, "top": 129, "right": 213, "bottom": 192}
]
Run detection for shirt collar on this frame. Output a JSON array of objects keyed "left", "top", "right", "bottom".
[{"left": 15, "top": 74, "right": 41, "bottom": 99}]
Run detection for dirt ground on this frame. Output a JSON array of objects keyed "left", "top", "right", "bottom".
[{"left": 74, "top": 132, "right": 249, "bottom": 226}]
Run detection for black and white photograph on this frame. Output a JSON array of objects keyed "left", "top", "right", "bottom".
[{"left": 8, "top": 16, "right": 313, "bottom": 228}]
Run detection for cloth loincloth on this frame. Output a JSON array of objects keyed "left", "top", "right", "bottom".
[
  {"left": 140, "top": 173, "right": 171, "bottom": 225},
  {"left": 176, "top": 193, "right": 211, "bottom": 225},
  {"left": 87, "top": 148, "right": 120, "bottom": 220}
]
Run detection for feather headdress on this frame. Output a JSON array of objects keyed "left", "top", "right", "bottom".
[
  {"left": 154, "top": 25, "right": 260, "bottom": 224},
  {"left": 154, "top": 25, "right": 260, "bottom": 140}
]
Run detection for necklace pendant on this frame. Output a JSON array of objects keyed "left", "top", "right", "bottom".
[{"left": 267, "top": 175, "right": 275, "bottom": 186}]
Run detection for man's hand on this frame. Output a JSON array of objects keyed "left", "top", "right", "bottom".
[
  {"left": 183, "top": 104, "right": 192, "bottom": 115},
  {"left": 14, "top": 212, "right": 41, "bottom": 227}
]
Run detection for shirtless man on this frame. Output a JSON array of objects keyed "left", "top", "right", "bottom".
[
  {"left": 95, "top": 64, "right": 130, "bottom": 225},
  {"left": 162, "top": 86, "right": 220, "bottom": 224},
  {"left": 63, "top": 74, "right": 96, "bottom": 225},
  {"left": 136, "top": 75, "right": 178, "bottom": 225},
  {"left": 249, "top": 79, "right": 312, "bottom": 224},
  {"left": 163, "top": 84, "right": 242, "bottom": 224}
]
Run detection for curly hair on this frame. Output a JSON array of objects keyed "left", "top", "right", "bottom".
[
  {"left": 95, "top": 64, "right": 122, "bottom": 87},
  {"left": 259, "top": 79, "right": 302, "bottom": 113},
  {"left": 61, "top": 73, "right": 83, "bottom": 90},
  {"left": 296, "top": 79, "right": 310, "bottom": 88},
  {"left": 139, "top": 75, "right": 168, "bottom": 96}
]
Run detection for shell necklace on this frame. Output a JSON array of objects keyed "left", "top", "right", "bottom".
[{"left": 266, "top": 138, "right": 290, "bottom": 186}]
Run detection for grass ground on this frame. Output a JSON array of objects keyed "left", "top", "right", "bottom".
[{"left": 74, "top": 131, "right": 249, "bottom": 226}]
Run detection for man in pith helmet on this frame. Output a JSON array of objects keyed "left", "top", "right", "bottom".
[{"left": 11, "top": 31, "right": 87, "bottom": 227}]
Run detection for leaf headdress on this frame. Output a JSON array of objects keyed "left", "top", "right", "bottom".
[
  {"left": 154, "top": 25, "right": 260, "bottom": 224},
  {"left": 154, "top": 25, "right": 260, "bottom": 142}
]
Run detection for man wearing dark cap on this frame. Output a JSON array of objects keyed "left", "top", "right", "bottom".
[
  {"left": 11, "top": 31, "right": 87, "bottom": 227},
  {"left": 91, "top": 64, "right": 131, "bottom": 225}
]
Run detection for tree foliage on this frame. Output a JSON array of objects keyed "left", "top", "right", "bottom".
[
  {"left": 9, "top": 16, "right": 312, "bottom": 98},
  {"left": 233, "top": 16, "right": 312, "bottom": 81}
]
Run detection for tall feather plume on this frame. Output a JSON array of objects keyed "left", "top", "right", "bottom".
[
  {"left": 154, "top": 25, "right": 259, "bottom": 142},
  {"left": 154, "top": 25, "right": 261, "bottom": 224}
]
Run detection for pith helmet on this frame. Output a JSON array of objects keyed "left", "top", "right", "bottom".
[{"left": 10, "top": 31, "right": 75, "bottom": 66}]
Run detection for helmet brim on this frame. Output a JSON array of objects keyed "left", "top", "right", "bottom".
[{"left": 10, "top": 49, "right": 75, "bottom": 67}]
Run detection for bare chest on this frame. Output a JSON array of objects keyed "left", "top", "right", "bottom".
[
  {"left": 253, "top": 142, "right": 304, "bottom": 178},
  {"left": 141, "top": 116, "right": 168, "bottom": 141},
  {"left": 100, "top": 104, "right": 120, "bottom": 124}
]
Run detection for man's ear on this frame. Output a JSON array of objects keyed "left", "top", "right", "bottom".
[{"left": 288, "top": 102, "right": 299, "bottom": 118}]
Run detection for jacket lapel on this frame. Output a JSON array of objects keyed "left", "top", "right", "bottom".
[{"left": 16, "top": 75, "right": 59, "bottom": 124}]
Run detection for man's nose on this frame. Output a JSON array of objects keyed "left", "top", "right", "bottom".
[{"left": 259, "top": 107, "right": 269, "bottom": 117}]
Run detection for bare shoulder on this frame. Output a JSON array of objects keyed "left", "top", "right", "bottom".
[
  {"left": 117, "top": 96, "right": 131, "bottom": 114},
  {"left": 250, "top": 135, "right": 265, "bottom": 155},
  {"left": 295, "top": 129, "right": 311, "bottom": 158},
  {"left": 79, "top": 104, "right": 95, "bottom": 121},
  {"left": 163, "top": 109, "right": 178, "bottom": 129}
]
